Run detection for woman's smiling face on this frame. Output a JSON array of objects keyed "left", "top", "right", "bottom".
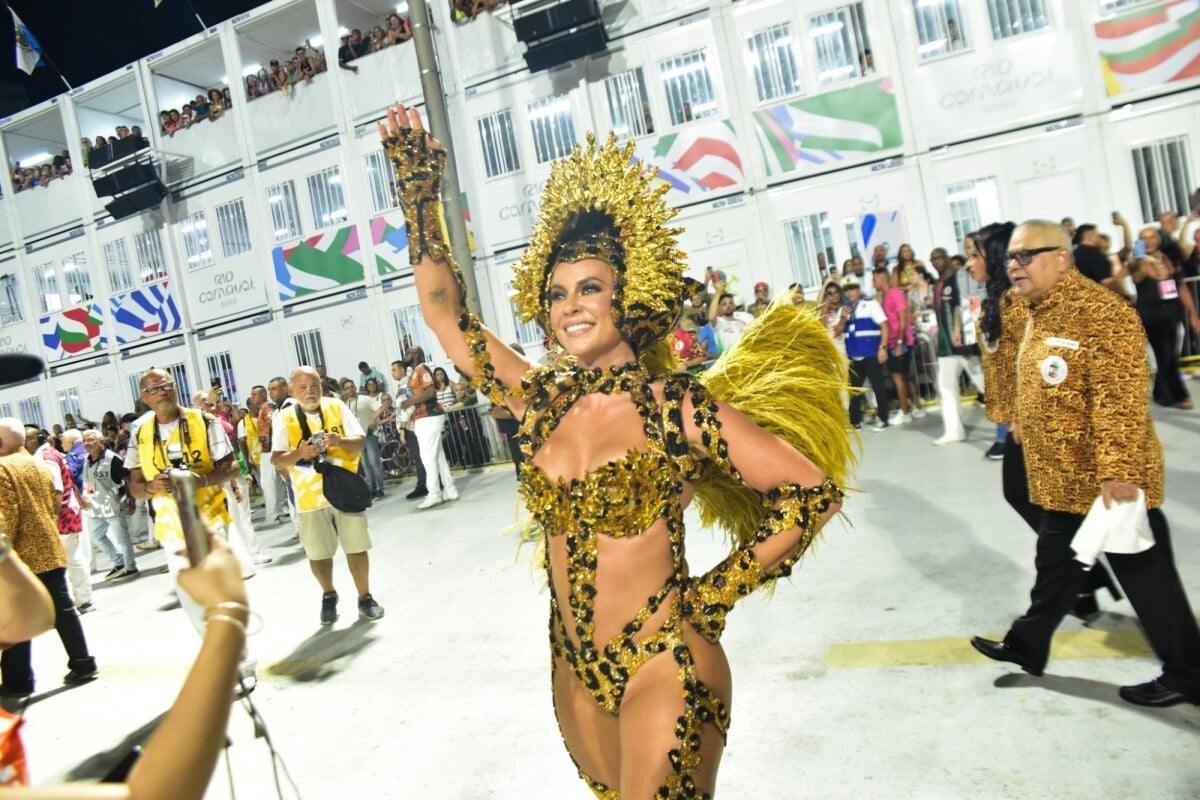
[{"left": 547, "top": 258, "right": 631, "bottom": 367}]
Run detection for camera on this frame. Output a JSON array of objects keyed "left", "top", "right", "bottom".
[
  {"left": 310, "top": 430, "right": 326, "bottom": 453},
  {"left": 166, "top": 443, "right": 186, "bottom": 469}
]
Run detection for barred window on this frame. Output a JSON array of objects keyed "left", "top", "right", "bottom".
[
  {"left": 746, "top": 23, "right": 802, "bottom": 102},
  {"left": 476, "top": 109, "right": 521, "bottom": 179},
  {"left": 215, "top": 198, "right": 252, "bottom": 258},
  {"left": 307, "top": 166, "right": 348, "bottom": 231},
  {"left": 946, "top": 177, "right": 1001, "bottom": 246},
  {"left": 364, "top": 150, "right": 399, "bottom": 213},
  {"left": 843, "top": 217, "right": 861, "bottom": 260},
  {"left": 527, "top": 94, "right": 577, "bottom": 164},
  {"left": 659, "top": 49, "right": 719, "bottom": 124},
  {"left": 1, "top": 273, "right": 24, "bottom": 324},
  {"left": 56, "top": 387, "right": 81, "bottom": 422},
  {"left": 18, "top": 396, "right": 44, "bottom": 428},
  {"left": 180, "top": 211, "right": 215, "bottom": 270},
  {"left": 61, "top": 252, "right": 93, "bottom": 306},
  {"left": 911, "top": 0, "right": 969, "bottom": 60},
  {"left": 133, "top": 228, "right": 168, "bottom": 283},
  {"left": 205, "top": 351, "right": 239, "bottom": 404},
  {"left": 127, "top": 374, "right": 142, "bottom": 407},
  {"left": 163, "top": 362, "right": 192, "bottom": 403},
  {"left": 393, "top": 305, "right": 435, "bottom": 357},
  {"left": 986, "top": 0, "right": 1050, "bottom": 40},
  {"left": 810, "top": 3, "right": 873, "bottom": 86},
  {"left": 784, "top": 212, "right": 836, "bottom": 290},
  {"left": 267, "top": 180, "right": 303, "bottom": 242},
  {"left": 0, "top": 401, "right": 10, "bottom": 418},
  {"left": 505, "top": 281, "right": 543, "bottom": 348},
  {"left": 293, "top": 328, "right": 326, "bottom": 368},
  {"left": 605, "top": 68, "right": 654, "bottom": 140},
  {"left": 103, "top": 239, "right": 134, "bottom": 294},
  {"left": 1133, "top": 135, "right": 1193, "bottom": 224},
  {"left": 34, "top": 261, "right": 60, "bottom": 314}
]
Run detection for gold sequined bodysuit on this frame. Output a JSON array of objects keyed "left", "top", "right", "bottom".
[{"left": 511, "top": 360, "right": 841, "bottom": 799}]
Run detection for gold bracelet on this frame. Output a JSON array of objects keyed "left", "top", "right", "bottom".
[
  {"left": 205, "top": 601, "right": 250, "bottom": 620},
  {"left": 207, "top": 614, "right": 247, "bottom": 635}
]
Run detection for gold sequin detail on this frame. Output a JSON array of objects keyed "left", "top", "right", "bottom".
[{"left": 383, "top": 129, "right": 452, "bottom": 266}]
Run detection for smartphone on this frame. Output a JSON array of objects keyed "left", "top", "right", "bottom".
[
  {"left": 1134, "top": 239, "right": 1146, "bottom": 258},
  {"left": 211, "top": 377, "right": 222, "bottom": 388},
  {"left": 170, "top": 470, "right": 210, "bottom": 567},
  {"left": 1111, "top": 211, "right": 1120, "bottom": 224},
  {"left": 310, "top": 429, "right": 326, "bottom": 451}
]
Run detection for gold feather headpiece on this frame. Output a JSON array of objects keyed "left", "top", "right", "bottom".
[{"left": 511, "top": 132, "right": 687, "bottom": 355}]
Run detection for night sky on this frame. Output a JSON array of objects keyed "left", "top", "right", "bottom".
[{"left": 2, "top": 0, "right": 268, "bottom": 112}]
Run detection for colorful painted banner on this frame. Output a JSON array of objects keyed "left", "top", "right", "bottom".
[
  {"left": 371, "top": 194, "right": 476, "bottom": 276},
  {"left": 753, "top": 78, "right": 903, "bottom": 176},
  {"left": 272, "top": 224, "right": 366, "bottom": 301},
  {"left": 110, "top": 280, "right": 182, "bottom": 345},
  {"left": 1096, "top": 0, "right": 1200, "bottom": 95},
  {"left": 630, "top": 119, "right": 745, "bottom": 199},
  {"left": 39, "top": 304, "right": 106, "bottom": 361}
]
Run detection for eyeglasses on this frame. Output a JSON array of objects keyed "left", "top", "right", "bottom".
[
  {"left": 142, "top": 381, "right": 175, "bottom": 396},
  {"left": 1006, "top": 246, "right": 1061, "bottom": 266}
]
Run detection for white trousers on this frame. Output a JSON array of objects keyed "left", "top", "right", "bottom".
[
  {"left": 936, "top": 354, "right": 985, "bottom": 440},
  {"left": 224, "top": 479, "right": 261, "bottom": 577},
  {"left": 260, "top": 454, "right": 292, "bottom": 525},
  {"left": 414, "top": 414, "right": 456, "bottom": 496},
  {"left": 61, "top": 533, "right": 92, "bottom": 605}
]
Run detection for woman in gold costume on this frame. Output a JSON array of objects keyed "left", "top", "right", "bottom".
[{"left": 380, "top": 105, "right": 852, "bottom": 798}]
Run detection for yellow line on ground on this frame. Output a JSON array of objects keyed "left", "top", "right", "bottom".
[{"left": 825, "top": 628, "right": 1154, "bottom": 669}]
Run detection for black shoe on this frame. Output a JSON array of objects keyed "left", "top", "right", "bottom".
[
  {"left": 76, "top": 601, "right": 96, "bottom": 614},
  {"left": 320, "top": 591, "right": 338, "bottom": 625},
  {"left": 405, "top": 487, "right": 428, "bottom": 500},
  {"left": 104, "top": 566, "right": 124, "bottom": 580},
  {"left": 984, "top": 441, "right": 1005, "bottom": 461},
  {"left": 1070, "top": 592, "right": 1099, "bottom": 620},
  {"left": 1119, "top": 678, "right": 1197, "bottom": 707},
  {"left": 110, "top": 568, "right": 139, "bottom": 583},
  {"left": 970, "top": 636, "right": 1044, "bottom": 676},
  {"left": 358, "top": 593, "right": 385, "bottom": 621},
  {"left": 64, "top": 665, "right": 98, "bottom": 685}
]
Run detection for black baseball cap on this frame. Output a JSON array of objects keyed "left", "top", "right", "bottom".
[{"left": 0, "top": 353, "right": 43, "bottom": 387}]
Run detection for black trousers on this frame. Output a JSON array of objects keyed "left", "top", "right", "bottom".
[
  {"left": 1, "top": 568, "right": 96, "bottom": 691},
  {"left": 404, "top": 427, "right": 427, "bottom": 490},
  {"left": 1142, "top": 312, "right": 1189, "bottom": 406},
  {"left": 1002, "top": 433, "right": 1116, "bottom": 595},
  {"left": 848, "top": 356, "right": 890, "bottom": 426},
  {"left": 1004, "top": 506, "right": 1200, "bottom": 697},
  {"left": 494, "top": 417, "right": 524, "bottom": 476}
]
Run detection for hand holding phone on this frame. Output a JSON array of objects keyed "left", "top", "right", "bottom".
[
  {"left": 170, "top": 470, "right": 210, "bottom": 567},
  {"left": 1134, "top": 239, "right": 1146, "bottom": 258}
]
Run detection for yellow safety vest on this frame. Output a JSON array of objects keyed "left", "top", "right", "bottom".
[
  {"left": 136, "top": 408, "right": 231, "bottom": 541},
  {"left": 281, "top": 399, "right": 360, "bottom": 513},
  {"left": 244, "top": 412, "right": 261, "bottom": 465}
]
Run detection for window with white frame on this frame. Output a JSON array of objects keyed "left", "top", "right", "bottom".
[
  {"left": 784, "top": 213, "right": 836, "bottom": 289},
  {"left": 267, "top": 180, "right": 303, "bottom": 243},
  {"left": 103, "top": 239, "right": 134, "bottom": 294},
  {"left": 843, "top": 218, "right": 861, "bottom": 261},
  {"left": 1100, "top": 0, "right": 1155, "bottom": 14},
  {"left": 605, "top": 68, "right": 655, "bottom": 140},
  {"left": 133, "top": 228, "right": 168, "bottom": 283},
  {"left": 163, "top": 363, "right": 193, "bottom": 403},
  {"left": 180, "top": 211, "right": 214, "bottom": 270},
  {"left": 945, "top": 177, "right": 1002, "bottom": 246},
  {"left": 746, "top": 23, "right": 803, "bottom": 102},
  {"left": 660, "top": 50, "right": 719, "bottom": 124},
  {"left": 505, "top": 281, "right": 543, "bottom": 347},
  {"left": 987, "top": 0, "right": 1050, "bottom": 40},
  {"left": 215, "top": 198, "right": 252, "bottom": 258},
  {"left": 34, "top": 261, "right": 60, "bottom": 314},
  {"left": 307, "top": 166, "right": 348, "bottom": 231},
  {"left": 0, "top": 401, "right": 11, "bottom": 418},
  {"left": 476, "top": 109, "right": 521, "bottom": 179},
  {"left": 392, "top": 305, "right": 435, "bottom": 357},
  {"left": 912, "top": 0, "right": 968, "bottom": 60},
  {"left": 205, "top": 351, "right": 239, "bottom": 404},
  {"left": 292, "top": 328, "right": 326, "bottom": 368},
  {"left": 61, "top": 252, "right": 93, "bottom": 306},
  {"left": 1, "top": 273, "right": 23, "bottom": 324},
  {"left": 126, "top": 374, "right": 141, "bottom": 407},
  {"left": 528, "top": 94, "right": 577, "bottom": 164},
  {"left": 364, "top": 150, "right": 399, "bottom": 213},
  {"left": 1133, "top": 136, "right": 1193, "bottom": 224},
  {"left": 56, "top": 387, "right": 81, "bottom": 422},
  {"left": 810, "top": 4, "right": 873, "bottom": 86},
  {"left": 18, "top": 396, "right": 44, "bottom": 428}
]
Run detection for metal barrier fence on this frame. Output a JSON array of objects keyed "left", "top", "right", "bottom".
[
  {"left": 376, "top": 405, "right": 514, "bottom": 479},
  {"left": 1183, "top": 274, "right": 1200, "bottom": 366}
]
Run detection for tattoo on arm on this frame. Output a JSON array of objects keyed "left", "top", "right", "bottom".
[{"left": 430, "top": 287, "right": 450, "bottom": 306}]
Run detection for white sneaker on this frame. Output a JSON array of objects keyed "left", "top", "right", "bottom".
[
  {"left": 911, "top": 407, "right": 928, "bottom": 419},
  {"left": 933, "top": 435, "right": 965, "bottom": 446},
  {"left": 888, "top": 410, "right": 903, "bottom": 424},
  {"left": 443, "top": 488, "right": 459, "bottom": 501},
  {"left": 896, "top": 412, "right": 913, "bottom": 425},
  {"left": 872, "top": 419, "right": 888, "bottom": 431},
  {"left": 417, "top": 493, "right": 443, "bottom": 510}
]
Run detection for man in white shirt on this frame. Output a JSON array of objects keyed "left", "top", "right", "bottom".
[{"left": 707, "top": 276, "right": 755, "bottom": 355}]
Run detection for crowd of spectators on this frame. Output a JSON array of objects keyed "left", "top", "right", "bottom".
[
  {"left": 10, "top": 150, "right": 73, "bottom": 192},
  {"left": 451, "top": 0, "right": 507, "bottom": 24},
  {"left": 337, "top": 13, "right": 413, "bottom": 74},
  {"left": 245, "top": 42, "right": 327, "bottom": 100},
  {"left": 158, "top": 86, "right": 234, "bottom": 135}
]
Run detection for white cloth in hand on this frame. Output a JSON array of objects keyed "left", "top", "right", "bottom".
[{"left": 1070, "top": 489, "right": 1154, "bottom": 567}]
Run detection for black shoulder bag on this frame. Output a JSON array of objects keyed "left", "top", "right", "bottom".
[{"left": 294, "top": 404, "right": 372, "bottom": 513}]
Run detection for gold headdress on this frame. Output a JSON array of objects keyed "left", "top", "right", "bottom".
[{"left": 511, "top": 132, "right": 686, "bottom": 355}]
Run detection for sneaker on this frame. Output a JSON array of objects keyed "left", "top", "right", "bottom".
[
  {"left": 895, "top": 412, "right": 913, "bottom": 425},
  {"left": 135, "top": 541, "right": 162, "bottom": 551},
  {"left": 372, "top": 491, "right": 385, "bottom": 500},
  {"left": 871, "top": 420, "right": 888, "bottom": 432},
  {"left": 405, "top": 486, "right": 429, "bottom": 500},
  {"left": 251, "top": 554, "right": 274, "bottom": 565},
  {"left": 984, "top": 441, "right": 1005, "bottom": 461},
  {"left": 417, "top": 493, "right": 443, "bottom": 510},
  {"left": 443, "top": 488, "right": 459, "bottom": 502},
  {"left": 63, "top": 665, "right": 98, "bottom": 685},
  {"left": 109, "top": 568, "right": 139, "bottom": 583},
  {"left": 933, "top": 435, "right": 965, "bottom": 446},
  {"left": 104, "top": 566, "right": 124, "bottom": 580},
  {"left": 888, "top": 410, "right": 903, "bottom": 424},
  {"left": 911, "top": 406, "right": 928, "bottom": 419},
  {"left": 320, "top": 591, "right": 339, "bottom": 625},
  {"left": 76, "top": 601, "right": 96, "bottom": 614},
  {"left": 851, "top": 422, "right": 863, "bottom": 431},
  {"left": 358, "top": 593, "right": 385, "bottom": 621}
]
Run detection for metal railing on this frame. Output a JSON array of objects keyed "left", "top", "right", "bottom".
[{"left": 376, "top": 405, "right": 514, "bottom": 480}]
